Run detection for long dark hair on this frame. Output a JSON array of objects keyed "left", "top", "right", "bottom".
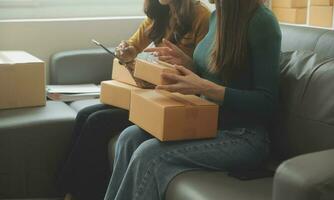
[
  {"left": 210, "top": 0, "right": 260, "bottom": 83},
  {"left": 144, "top": 0, "right": 195, "bottom": 45}
]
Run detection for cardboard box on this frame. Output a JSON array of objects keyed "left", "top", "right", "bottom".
[
  {"left": 129, "top": 90, "right": 219, "bottom": 141},
  {"left": 112, "top": 58, "right": 138, "bottom": 86},
  {"left": 310, "top": 0, "right": 333, "bottom": 6},
  {"left": 100, "top": 80, "right": 140, "bottom": 110},
  {"left": 0, "top": 51, "right": 45, "bottom": 110},
  {"left": 134, "top": 59, "right": 180, "bottom": 86},
  {"left": 272, "top": 0, "right": 308, "bottom": 8},
  {"left": 309, "top": 6, "right": 334, "bottom": 27},
  {"left": 273, "top": 8, "right": 307, "bottom": 24}
]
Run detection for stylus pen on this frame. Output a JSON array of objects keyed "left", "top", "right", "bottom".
[{"left": 92, "top": 39, "right": 129, "bottom": 65}]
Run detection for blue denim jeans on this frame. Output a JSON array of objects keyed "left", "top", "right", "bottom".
[{"left": 104, "top": 125, "right": 270, "bottom": 200}]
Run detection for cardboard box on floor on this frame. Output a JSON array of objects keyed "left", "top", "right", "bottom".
[
  {"left": 272, "top": 8, "right": 307, "bottom": 24},
  {"left": 309, "top": 6, "right": 334, "bottom": 27},
  {"left": 311, "top": 0, "right": 333, "bottom": 6},
  {"left": 0, "top": 51, "right": 45, "bottom": 110},
  {"left": 129, "top": 90, "right": 219, "bottom": 141},
  {"left": 134, "top": 59, "right": 180, "bottom": 86},
  {"left": 272, "top": 0, "right": 308, "bottom": 8},
  {"left": 100, "top": 80, "right": 141, "bottom": 110}
]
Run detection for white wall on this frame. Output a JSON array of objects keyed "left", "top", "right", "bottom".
[
  {"left": 0, "top": 0, "right": 214, "bottom": 83},
  {"left": 0, "top": 17, "right": 144, "bottom": 82}
]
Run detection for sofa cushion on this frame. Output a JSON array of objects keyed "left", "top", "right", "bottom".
[
  {"left": 280, "top": 25, "right": 328, "bottom": 53},
  {"left": 166, "top": 171, "right": 273, "bottom": 200},
  {"left": 50, "top": 49, "right": 114, "bottom": 85},
  {"left": 271, "top": 51, "right": 334, "bottom": 160},
  {"left": 0, "top": 101, "right": 76, "bottom": 198}
]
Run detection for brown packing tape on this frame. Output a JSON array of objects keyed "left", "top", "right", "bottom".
[
  {"left": 183, "top": 107, "right": 200, "bottom": 138},
  {"left": 156, "top": 90, "right": 197, "bottom": 107}
]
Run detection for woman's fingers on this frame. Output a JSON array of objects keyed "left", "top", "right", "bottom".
[
  {"left": 144, "top": 47, "right": 180, "bottom": 57},
  {"left": 161, "top": 72, "right": 184, "bottom": 83},
  {"left": 175, "top": 65, "right": 192, "bottom": 75},
  {"left": 120, "top": 40, "right": 129, "bottom": 48},
  {"left": 144, "top": 47, "right": 170, "bottom": 53},
  {"left": 163, "top": 39, "right": 178, "bottom": 51},
  {"left": 158, "top": 56, "right": 174, "bottom": 62}
]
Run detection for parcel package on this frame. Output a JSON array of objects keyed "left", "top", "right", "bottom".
[
  {"left": 133, "top": 59, "right": 180, "bottom": 86},
  {"left": 0, "top": 51, "right": 45, "bottom": 110},
  {"left": 112, "top": 58, "right": 138, "bottom": 86},
  {"left": 112, "top": 58, "right": 155, "bottom": 89},
  {"left": 100, "top": 80, "right": 141, "bottom": 110},
  {"left": 129, "top": 90, "right": 219, "bottom": 141}
]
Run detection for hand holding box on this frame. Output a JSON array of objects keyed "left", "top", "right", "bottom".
[{"left": 134, "top": 59, "right": 181, "bottom": 86}]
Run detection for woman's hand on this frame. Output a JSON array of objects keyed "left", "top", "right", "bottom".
[
  {"left": 115, "top": 41, "right": 138, "bottom": 63},
  {"left": 144, "top": 39, "right": 194, "bottom": 70},
  {"left": 156, "top": 65, "right": 204, "bottom": 95},
  {"left": 156, "top": 65, "right": 226, "bottom": 102}
]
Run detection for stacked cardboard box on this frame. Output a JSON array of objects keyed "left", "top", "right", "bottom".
[
  {"left": 309, "top": 0, "right": 334, "bottom": 28},
  {"left": 100, "top": 58, "right": 219, "bottom": 141},
  {"left": 100, "top": 80, "right": 139, "bottom": 110},
  {"left": 272, "top": 0, "right": 308, "bottom": 24},
  {"left": 0, "top": 51, "right": 46, "bottom": 110}
]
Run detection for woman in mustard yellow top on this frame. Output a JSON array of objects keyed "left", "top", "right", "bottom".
[
  {"left": 116, "top": 0, "right": 210, "bottom": 62},
  {"left": 57, "top": 1, "right": 210, "bottom": 200}
]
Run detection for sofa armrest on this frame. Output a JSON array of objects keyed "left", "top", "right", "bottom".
[
  {"left": 273, "top": 149, "right": 334, "bottom": 200},
  {"left": 50, "top": 48, "right": 115, "bottom": 85}
]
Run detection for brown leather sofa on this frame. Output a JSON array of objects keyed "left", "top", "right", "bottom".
[{"left": 0, "top": 24, "right": 333, "bottom": 200}]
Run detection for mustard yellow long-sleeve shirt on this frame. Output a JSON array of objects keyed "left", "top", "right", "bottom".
[{"left": 127, "top": 1, "right": 211, "bottom": 57}]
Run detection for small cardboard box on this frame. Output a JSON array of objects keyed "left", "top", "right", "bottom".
[
  {"left": 273, "top": 8, "right": 307, "bottom": 24},
  {"left": 100, "top": 80, "right": 140, "bottom": 110},
  {"left": 310, "top": 0, "right": 333, "bottom": 6},
  {"left": 0, "top": 51, "right": 45, "bottom": 110},
  {"left": 134, "top": 59, "right": 180, "bottom": 86},
  {"left": 129, "top": 90, "right": 219, "bottom": 141},
  {"left": 309, "top": 6, "right": 334, "bottom": 27},
  {"left": 272, "top": 0, "right": 308, "bottom": 8},
  {"left": 112, "top": 58, "right": 138, "bottom": 87}
]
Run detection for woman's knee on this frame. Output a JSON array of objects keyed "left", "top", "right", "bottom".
[
  {"left": 117, "top": 125, "right": 149, "bottom": 147},
  {"left": 130, "top": 139, "right": 162, "bottom": 164},
  {"left": 76, "top": 104, "right": 109, "bottom": 122}
]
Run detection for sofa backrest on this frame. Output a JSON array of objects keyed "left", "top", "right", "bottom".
[
  {"left": 271, "top": 25, "right": 334, "bottom": 160},
  {"left": 50, "top": 48, "right": 114, "bottom": 85}
]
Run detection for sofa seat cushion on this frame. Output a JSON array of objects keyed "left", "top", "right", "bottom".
[
  {"left": 69, "top": 99, "right": 101, "bottom": 113},
  {"left": 0, "top": 101, "right": 76, "bottom": 198},
  {"left": 166, "top": 171, "right": 273, "bottom": 200},
  {"left": 0, "top": 101, "right": 76, "bottom": 129}
]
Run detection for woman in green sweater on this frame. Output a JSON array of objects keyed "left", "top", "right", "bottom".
[{"left": 104, "top": 0, "right": 281, "bottom": 199}]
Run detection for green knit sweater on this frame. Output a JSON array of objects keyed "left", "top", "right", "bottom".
[{"left": 193, "top": 5, "right": 282, "bottom": 129}]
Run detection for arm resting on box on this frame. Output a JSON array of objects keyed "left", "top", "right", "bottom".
[{"left": 273, "top": 149, "right": 334, "bottom": 200}]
